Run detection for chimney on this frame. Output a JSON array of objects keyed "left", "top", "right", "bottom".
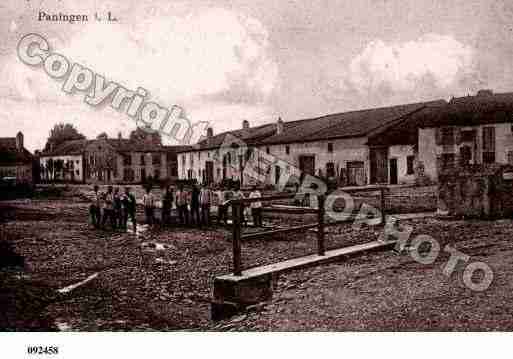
[
  {"left": 205, "top": 127, "right": 214, "bottom": 146},
  {"left": 242, "top": 120, "right": 250, "bottom": 129},
  {"left": 16, "top": 131, "right": 23, "bottom": 152},
  {"left": 276, "top": 117, "right": 284, "bottom": 135}
]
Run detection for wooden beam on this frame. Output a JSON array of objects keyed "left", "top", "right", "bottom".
[{"left": 241, "top": 223, "right": 319, "bottom": 241}]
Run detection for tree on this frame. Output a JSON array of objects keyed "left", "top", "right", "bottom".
[
  {"left": 45, "top": 123, "right": 85, "bottom": 151},
  {"left": 129, "top": 126, "right": 162, "bottom": 145},
  {"left": 96, "top": 132, "right": 108, "bottom": 139}
]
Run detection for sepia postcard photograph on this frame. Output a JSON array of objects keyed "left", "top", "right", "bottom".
[{"left": 1, "top": 0, "right": 512, "bottom": 357}]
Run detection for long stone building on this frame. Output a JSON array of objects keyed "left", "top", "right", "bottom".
[
  {"left": 39, "top": 133, "right": 189, "bottom": 184},
  {"left": 177, "top": 100, "right": 446, "bottom": 187}
]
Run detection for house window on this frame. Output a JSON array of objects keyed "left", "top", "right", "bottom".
[
  {"left": 460, "top": 146, "right": 472, "bottom": 166},
  {"left": 266, "top": 147, "right": 270, "bottom": 154},
  {"left": 482, "top": 126, "right": 495, "bottom": 163},
  {"left": 441, "top": 153, "right": 455, "bottom": 169},
  {"left": 441, "top": 127, "right": 455, "bottom": 145},
  {"left": 285, "top": 145, "right": 290, "bottom": 155},
  {"left": 483, "top": 152, "right": 495, "bottom": 164},
  {"left": 326, "top": 162, "right": 335, "bottom": 177},
  {"left": 187, "top": 169, "right": 193, "bottom": 179},
  {"left": 328, "top": 143, "right": 334, "bottom": 153},
  {"left": 140, "top": 154, "right": 145, "bottom": 165},
  {"left": 141, "top": 168, "right": 146, "bottom": 181},
  {"left": 461, "top": 130, "right": 475, "bottom": 143},
  {"left": 152, "top": 153, "right": 161, "bottom": 165},
  {"left": 154, "top": 169, "right": 160, "bottom": 179},
  {"left": 216, "top": 168, "right": 221, "bottom": 179},
  {"left": 406, "top": 155, "right": 415, "bottom": 175}
]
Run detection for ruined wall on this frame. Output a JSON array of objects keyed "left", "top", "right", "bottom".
[{"left": 437, "top": 164, "right": 513, "bottom": 218}]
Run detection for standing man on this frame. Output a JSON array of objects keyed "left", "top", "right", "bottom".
[
  {"left": 142, "top": 186, "right": 155, "bottom": 226},
  {"left": 89, "top": 185, "right": 101, "bottom": 228},
  {"left": 199, "top": 185, "right": 213, "bottom": 226},
  {"left": 122, "top": 187, "right": 137, "bottom": 233},
  {"left": 233, "top": 186, "right": 247, "bottom": 226},
  {"left": 162, "top": 185, "right": 174, "bottom": 227},
  {"left": 249, "top": 186, "right": 263, "bottom": 227},
  {"left": 217, "top": 187, "right": 229, "bottom": 225},
  {"left": 190, "top": 185, "right": 201, "bottom": 226},
  {"left": 175, "top": 184, "right": 189, "bottom": 226},
  {"left": 113, "top": 187, "right": 122, "bottom": 230},
  {"left": 102, "top": 185, "right": 115, "bottom": 230}
]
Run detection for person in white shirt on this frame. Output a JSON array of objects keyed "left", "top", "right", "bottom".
[
  {"left": 89, "top": 185, "right": 101, "bottom": 228},
  {"left": 199, "top": 185, "right": 214, "bottom": 226},
  {"left": 249, "top": 186, "right": 263, "bottom": 227},
  {"left": 101, "top": 185, "right": 116, "bottom": 230},
  {"left": 142, "top": 186, "right": 155, "bottom": 226}
]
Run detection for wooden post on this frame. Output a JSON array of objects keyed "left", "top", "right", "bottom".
[
  {"left": 317, "top": 194, "right": 325, "bottom": 256},
  {"left": 380, "top": 187, "right": 386, "bottom": 225},
  {"left": 232, "top": 201, "right": 242, "bottom": 275}
]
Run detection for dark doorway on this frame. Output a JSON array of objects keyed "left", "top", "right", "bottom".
[
  {"left": 275, "top": 165, "right": 281, "bottom": 185},
  {"left": 299, "top": 155, "right": 315, "bottom": 177},
  {"left": 370, "top": 147, "right": 388, "bottom": 184},
  {"left": 389, "top": 158, "right": 398, "bottom": 185}
]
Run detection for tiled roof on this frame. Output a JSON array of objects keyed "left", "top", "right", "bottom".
[
  {"left": 418, "top": 91, "right": 513, "bottom": 128},
  {"left": 180, "top": 123, "right": 277, "bottom": 152},
  {"left": 41, "top": 139, "right": 91, "bottom": 156},
  {"left": 41, "top": 138, "right": 190, "bottom": 156},
  {"left": 367, "top": 100, "right": 447, "bottom": 146},
  {"left": 261, "top": 101, "right": 445, "bottom": 145},
  {"left": 179, "top": 99, "right": 446, "bottom": 152}
]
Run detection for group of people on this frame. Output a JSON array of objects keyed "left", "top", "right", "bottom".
[
  {"left": 89, "top": 185, "right": 137, "bottom": 232},
  {"left": 89, "top": 183, "right": 263, "bottom": 231}
]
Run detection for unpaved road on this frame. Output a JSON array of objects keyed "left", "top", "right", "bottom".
[{"left": 1, "top": 192, "right": 512, "bottom": 331}]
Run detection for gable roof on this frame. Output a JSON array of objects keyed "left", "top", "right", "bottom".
[
  {"left": 41, "top": 138, "right": 190, "bottom": 156},
  {"left": 262, "top": 100, "right": 446, "bottom": 145},
  {"left": 418, "top": 91, "right": 513, "bottom": 128},
  {"left": 178, "top": 99, "right": 446, "bottom": 152},
  {"left": 180, "top": 123, "right": 277, "bottom": 152}
]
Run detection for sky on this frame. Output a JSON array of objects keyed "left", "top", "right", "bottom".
[{"left": 2, "top": 0, "right": 513, "bottom": 151}]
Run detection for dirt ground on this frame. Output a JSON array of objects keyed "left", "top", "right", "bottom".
[{"left": 1, "top": 185, "right": 512, "bottom": 331}]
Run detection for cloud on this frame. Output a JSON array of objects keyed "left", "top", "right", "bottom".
[
  {"left": 342, "top": 34, "right": 477, "bottom": 96},
  {"left": 0, "top": 5, "right": 279, "bottom": 150}
]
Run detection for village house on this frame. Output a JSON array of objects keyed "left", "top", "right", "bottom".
[
  {"left": 0, "top": 132, "right": 34, "bottom": 185},
  {"left": 39, "top": 133, "right": 189, "bottom": 184},
  {"left": 177, "top": 100, "right": 445, "bottom": 188},
  {"left": 417, "top": 90, "right": 513, "bottom": 183}
]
